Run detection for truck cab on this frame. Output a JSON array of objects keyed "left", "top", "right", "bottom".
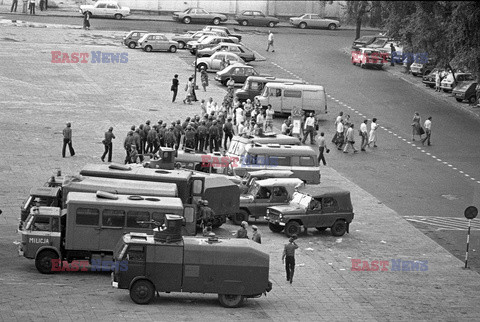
[{"left": 20, "top": 187, "right": 61, "bottom": 229}]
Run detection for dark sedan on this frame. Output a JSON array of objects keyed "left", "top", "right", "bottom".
[
  {"left": 235, "top": 10, "right": 279, "bottom": 27},
  {"left": 215, "top": 63, "right": 269, "bottom": 86}
]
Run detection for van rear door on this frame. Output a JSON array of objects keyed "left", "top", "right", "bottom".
[
  {"left": 282, "top": 89, "right": 302, "bottom": 113},
  {"left": 303, "top": 89, "right": 326, "bottom": 114}
]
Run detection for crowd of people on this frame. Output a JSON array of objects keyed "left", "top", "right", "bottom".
[{"left": 331, "top": 111, "right": 379, "bottom": 154}]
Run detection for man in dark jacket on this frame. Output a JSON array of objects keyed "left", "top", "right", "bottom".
[
  {"left": 208, "top": 120, "right": 219, "bottom": 153},
  {"left": 165, "top": 126, "right": 176, "bottom": 148},
  {"left": 174, "top": 120, "right": 183, "bottom": 150},
  {"left": 62, "top": 122, "right": 75, "bottom": 158},
  {"left": 133, "top": 128, "right": 143, "bottom": 161},
  {"left": 101, "top": 126, "right": 115, "bottom": 162},
  {"left": 123, "top": 131, "right": 134, "bottom": 164},
  {"left": 184, "top": 125, "right": 196, "bottom": 150},
  {"left": 197, "top": 121, "right": 208, "bottom": 152},
  {"left": 223, "top": 117, "right": 234, "bottom": 150}
]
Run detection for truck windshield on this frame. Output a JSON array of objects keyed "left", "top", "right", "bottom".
[
  {"left": 114, "top": 239, "right": 128, "bottom": 260},
  {"left": 23, "top": 213, "right": 35, "bottom": 230},
  {"left": 290, "top": 192, "right": 311, "bottom": 208},
  {"left": 22, "top": 196, "right": 33, "bottom": 210}
]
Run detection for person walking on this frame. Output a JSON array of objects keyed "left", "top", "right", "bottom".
[
  {"left": 265, "top": 104, "right": 274, "bottom": 132},
  {"left": 171, "top": 74, "right": 179, "bottom": 102},
  {"left": 183, "top": 77, "right": 193, "bottom": 104},
  {"left": 368, "top": 117, "right": 379, "bottom": 147},
  {"left": 200, "top": 67, "right": 209, "bottom": 91},
  {"left": 302, "top": 113, "right": 316, "bottom": 144},
  {"left": 390, "top": 43, "right": 396, "bottom": 66},
  {"left": 22, "top": 0, "right": 28, "bottom": 13},
  {"left": 317, "top": 132, "right": 329, "bottom": 166},
  {"left": 360, "top": 119, "right": 368, "bottom": 151},
  {"left": 411, "top": 112, "right": 423, "bottom": 141},
  {"left": 421, "top": 116, "right": 432, "bottom": 146},
  {"left": 266, "top": 30, "right": 275, "bottom": 52},
  {"left": 235, "top": 221, "right": 249, "bottom": 238},
  {"left": 82, "top": 12, "right": 90, "bottom": 30},
  {"left": 334, "top": 118, "right": 345, "bottom": 150},
  {"left": 252, "top": 225, "right": 261, "bottom": 244},
  {"left": 343, "top": 124, "right": 358, "bottom": 153},
  {"left": 29, "top": 0, "right": 35, "bottom": 15},
  {"left": 62, "top": 122, "right": 75, "bottom": 158},
  {"left": 282, "top": 236, "right": 298, "bottom": 284},
  {"left": 11, "top": 0, "right": 18, "bottom": 12},
  {"left": 101, "top": 127, "right": 115, "bottom": 162}
]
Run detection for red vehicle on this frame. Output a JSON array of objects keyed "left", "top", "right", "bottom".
[{"left": 351, "top": 48, "right": 385, "bottom": 70}]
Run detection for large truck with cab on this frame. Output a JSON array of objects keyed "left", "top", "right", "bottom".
[
  {"left": 18, "top": 192, "right": 196, "bottom": 274},
  {"left": 112, "top": 214, "right": 271, "bottom": 307}
]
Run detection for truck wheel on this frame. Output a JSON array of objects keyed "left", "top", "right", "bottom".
[
  {"left": 130, "top": 280, "right": 155, "bottom": 304},
  {"left": 218, "top": 294, "right": 244, "bottom": 308},
  {"left": 35, "top": 250, "right": 58, "bottom": 274},
  {"left": 469, "top": 96, "right": 477, "bottom": 104},
  {"left": 232, "top": 210, "right": 248, "bottom": 225},
  {"left": 269, "top": 222, "right": 284, "bottom": 233},
  {"left": 285, "top": 221, "right": 301, "bottom": 237},
  {"left": 331, "top": 220, "right": 347, "bottom": 237}
]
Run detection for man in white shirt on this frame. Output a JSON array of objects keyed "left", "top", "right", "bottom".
[
  {"left": 343, "top": 124, "right": 358, "bottom": 153},
  {"left": 360, "top": 119, "right": 368, "bottom": 151},
  {"left": 421, "top": 116, "right": 432, "bottom": 146},
  {"left": 335, "top": 120, "right": 344, "bottom": 149},
  {"left": 302, "top": 113, "right": 316, "bottom": 144},
  {"left": 266, "top": 30, "right": 275, "bottom": 52}
]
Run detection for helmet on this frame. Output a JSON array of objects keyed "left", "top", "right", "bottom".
[{"left": 203, "top": 200, "right": 209, "bottom": 206}]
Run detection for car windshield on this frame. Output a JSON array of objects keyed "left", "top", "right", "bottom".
[
  {"left": 290, "top": 192, "right": 311, "bottom": 208},
  {"left": 248, "top": 182, "right": 260, "bottom": 196},
  {"left": 370, "top": 38, "right": 387, "bottom": 46},
  {"left": 117, "top": 4, "right": 122, "bottom": 9},
  {"left": 242, "top": 79, "right": 251, "bottom": 90},
  {"left": 23, "top": 212, "right": 35, "bottom": 230}
]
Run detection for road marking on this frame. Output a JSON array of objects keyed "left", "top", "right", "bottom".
[{"left": 405, "top": 216, "right": 480, "bottom": 231}]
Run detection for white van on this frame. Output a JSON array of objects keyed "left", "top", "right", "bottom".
[{"left": 256, "top": 83, "right": 327, "bottom": 116}]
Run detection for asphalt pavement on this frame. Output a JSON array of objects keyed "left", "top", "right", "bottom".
[{"left": 1, "top": 17, "right": 480, "bottom": 321}]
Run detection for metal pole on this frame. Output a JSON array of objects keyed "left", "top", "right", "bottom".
[
  {"left": 465, "top": 219, "right": 472, "bottom": 268},
  {"left": 194, "top": 52, "right": 198, "bottom": 88}
]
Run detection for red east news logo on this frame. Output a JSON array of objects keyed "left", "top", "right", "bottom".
[{"left": 51, "top": 51, "right": 128, "bottom": 63}]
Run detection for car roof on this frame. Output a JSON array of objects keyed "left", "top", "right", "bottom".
[
  {"left": 297, "top": 186, "right": 351, "bottom": 198},
  {"left": 255, "top": 178, "right": 303, "bottom": 186},
  {"left": 245, "top": 144, "right": 316, "bottom": 155},
  {"left": 246, "top": 170, "right": 294, "bottom": 177}
]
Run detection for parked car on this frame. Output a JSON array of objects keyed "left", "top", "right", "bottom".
[
  {"left": 351, "top": 35, "right": 377, "bottom": 50},
  {"left": 351, "top": 48, "right": 384, "bottom": 70},
  {"left": 123, "top": 30, "right": 148, "bottom": 49},
  {"left": 377, "top": 40, "right": 403, "bottom": 61},
  {"left": 235, "top": 10, "right": 279, "bottom": 27},
  {"left": 237, "top": 170, "right": 295, "bottom": 194},
  {"left": 289, "top": 13, "right": 340, "bottom": 30},
  {"left": 410, "top": 58, "right": 437, "bottom": 76},
  {"left": 265, "top": 186, "right": 354, "bottom": 237},
  {"left": 195, "top": 52, "right": 245, "bottom": 72},
  {"left": 172, "top": 7, "right": 227, "bottom": 25},
  {"left": 202, "top": 25, "right": 242, "bottom": 42},
  {"left": 453, "top": 80, "right": 478, "bottom": 103},
  {"left": 187, "top": 35, "right": 239, "bottom": 54},
  {"left": 440, "top": 73, "right": 475, "bottom": 92},
  {"left": 233, "top": 178, "right": 304, "bottom": 225},
  {"left": 79, "top": 1, "right": 130, "bottom": 20},
  {"left": 172, "top": 30, "right": 225, "bottom": 49},
  {"left": 138, "top": 33, "right": 178, "bottom": 53},
  {"left": 215, "top": 63, "right": 267, "bottom": 86},
  {"left": 197, "top": 42, "right": 256, "bottom": 62},
  {"left": 422, "top": 68, "right": 442, "bottom": 88}
]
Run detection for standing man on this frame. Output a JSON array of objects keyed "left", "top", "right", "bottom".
[
  {"left": 198, "top": 200, "right": 215, "bottom": 229},
  {"left": 252, "top": 225, "right": 262, "bottom": 244},
  {"left": 183, "top": 77, "right": 193, "bottom": 104},
  {"left": 343, "top": 124, "right": 358, "bottom": 153},
  {"left": 223, "top": 117, "right": 234, "bottom": 150},
  {"left": 265, "top": 104, "right": 274, "bottom": 132},
  {"left": 11, "top": 0, "right": 18, "bottom": 12},
  {"left": 235, "top": 221, "right": 249, "bottom": 238},
  {"left": 29, "top": 0, "right": 35, "bottom": 15},
  {"left": 208, "top": 120, "right": 219, "bottom": 152},
  {"left": 368, "top": 117, "right": 378, "bottom": 147},
  {"left": 390, "top": 43, "right": 396, "bottom": 66},
  {"left": 123, "top": 131, "right": 134, "bottom": 164},
  {"left": 435, "top": 71, "right": 441, "bottom": 92},
  {"left": 282, "top": 236, "right": 299, "bottom": 284},
  {"left": 101, "top": 127, "right": 115, "bottom": 162},
  {"left": 317, "top": 132, "right": 328, "bottom": 166},
  {"left": 266, "top": 30, "right": 275, "bottom": 52},
  {"left": 421, "top": 116, "right": 432, "bottom": 146},
  {"left": 22, "top": 0, "right": 28, "bottom": 13},
  {"left": 200, "top": 67, "right": 209, "bottom": 91},
  {"left": 360, "top": 119, "right": 368, "bottom": 151},
  {"left": 171, "top": 74, "right": 179, "bottom": 102},
  {"left": 62, "top": 122, "right": 75, "bottom": 158},
  {"left": 302, "top": 113, "right": 316, "bottom": 144}
]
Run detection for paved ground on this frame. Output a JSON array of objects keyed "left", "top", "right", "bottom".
[{"left": 1, "top": 21, "right": 480, "bottom": 321}]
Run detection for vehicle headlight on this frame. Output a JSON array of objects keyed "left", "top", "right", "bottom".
[
  {"left": 266, "top": 209, "right": 270, "bottom": 215},
  {"left": 279, "top": 214, "right": 283, "bottom": 219}
]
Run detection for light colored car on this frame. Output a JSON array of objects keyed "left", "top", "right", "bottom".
[
  {"left": 290, "top": 13, "right": 340, "bottom": 30},
  {"left": 440, "top": 73, "right": 475, "bottom": 92},
  {"left": 197, "top": 42, "right": 256, "bottom": 62},
  {"left": 138, "top": 33, "right": 178, "bottom": 53},
  {"left": 195, "top": 52, "right": 245, "bottom": 72},
  {"left": 172, "top": 7, "right": 227, "bottom": 25},
  {"left": 172, "top": 31, "right": 223, "bottom": 49},
  {"left": 79, "top": 1, "right": 130, "bottom": 20},
  {"left": 235, "top": 10, "right": 279, "bottom": 27},
  {"left": 187, "top": 35, "right": 239, "bottom": 54},
  {"left": 202, "top": 26, "right": 242, "bottom": 42},
  {"left": 351, "top": 48, "right": 384, "bottom": 70},
  {"left": 123, "top": 30, "right": 149, "bottom": 49}
]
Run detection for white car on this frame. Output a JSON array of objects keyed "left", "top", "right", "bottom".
[
  {"left": 195, "top": 52, "right": 245, "bottom": 72},
  {"left": 79, "top": 1, "right": 130, "bottom": 20}
]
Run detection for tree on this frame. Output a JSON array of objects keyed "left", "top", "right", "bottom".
[{"left": 343, "top": 0, "right": 372, "bottom": 40}]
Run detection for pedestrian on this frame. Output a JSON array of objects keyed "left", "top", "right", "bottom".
[
  {"left": 235, "top": 221, "right": 249, "bottom": 238},
  {"left": 174, "top": 120, "right": 183, "bottom": 150},
  {"left": 390, "top": 43, "right": 396, "bottom": 66},
  {"left": 435, "top": 71, "right": 441, "bottom": 92},
  {"left": 208, "top": 120, "right": 219, "bottom": 152},
  {"left": 198, "top": 200, "right": 215, "bottom": 229},
  {"left": 11, "top": 0, "right": 18, "bottom": 12},
  {"left": 360, "top": 119, "right": 368, "bottom": 151},
  {"left": 282, "top": 236, "right": 298, "bottom": 284},
  {"left": 343, "top": 124, "right": 358, "bottom": 153},
  {"left": 317, "top": 132, "right": 329, "bottom": 166},
  {"left": 123, "top": 131, "right": 134, "bottom": 164},
  {"left": 82, "top": 12, "right": 90, "bottom": 30},
  {"left": 101, "top": 126, "right": 115, "bottom": 162},
  {"left": 223, "top": 117, "right": 234, "bottom": 150},
  {"left": 29, "top": 0, "right": 35, "bottom": 15},
  {"left": 266, "top": 30, "right": 275, "bottom": 52},
  {"left": 200, "top": 67, "right": 209, "bottom": 91},
  {"left": 334, "top": 118, "right": 344, "bottom": 150},
  {"left": 171, "top": 74, "right": 179, "bottom": 102},
  {"left": 227, "top": 78, "right": 235, "bottom": 97},
  {"left": 368, "top": 117, "right": 378, "bottom": 147},
  {"left": 265, "top": 104, "right": 274, "bottom": 132},
  {"left": 421, "top": 116, "right": 432, "bottom": 146},
  {"left": 234, "top": 105, "right": 244, "bottom": 133},
  {"left": 191, "top": 74, "right": 198, "bottom": 102},
  {"left": 39, "top": 0, "right": 43, "bottom": 10},
  {"left": 256, "top": 111, "right": 265, "bottom": 133},
  {"left": 252, "top": 225, "right": 261, "bottom": 244},
  {"left": 184, "top": 125, "right": 196, "bottom": 150},
  {"left": 62, "top": 122, "right": 75, "bottom": 158},
  {"left": 183, "top": 77, "right": 193, "bottom": 104},
  {"left": 302, "top": 113, "right": 316, "bottom": 144},
  {"left": 411, "top": 112, "right": 423, "bottom": 141},
  {"left": 165, "top": 126, "right": 176, "bottom": 149},
  {"left": 22, "top": 0, "right": 28, "bottom": 13}
]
